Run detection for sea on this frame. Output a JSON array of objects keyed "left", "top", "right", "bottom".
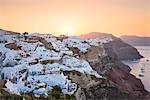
[{"left": 122, "top": 46, "right": 150, "bottom": 92}]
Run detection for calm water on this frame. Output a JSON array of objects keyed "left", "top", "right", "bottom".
[{"left": 122, "top": 46, "right": 150, "bottom": 92}]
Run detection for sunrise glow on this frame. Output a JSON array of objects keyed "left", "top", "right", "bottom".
[{"left": 0, "top": 0, "right": 149, "bottom": 36}]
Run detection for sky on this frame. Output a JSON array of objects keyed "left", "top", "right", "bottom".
[{"left": 0, "top": 0, "right": 149, "bottom": 36}]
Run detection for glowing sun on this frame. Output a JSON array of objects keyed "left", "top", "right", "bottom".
[{"left": 59, "top": 24, "right": 77, "bottom": 36}]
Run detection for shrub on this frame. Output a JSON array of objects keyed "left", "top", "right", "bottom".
[
  {"left": 65, "top": 94, "right": 76, "bottom": 100},
  {"left": 51, "top": 86, "right": 61, "bottom": 99}
]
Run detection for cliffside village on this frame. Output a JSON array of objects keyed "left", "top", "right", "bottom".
[{"left": 0, "top": 29, "right": 113, "bottom": 97}]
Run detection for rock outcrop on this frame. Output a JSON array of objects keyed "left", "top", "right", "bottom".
[
  {"left": 80, "top": 46, "right": 150, "bottom": 100},
  {"left": 104, "top": 38, "right": 143, "bottom": 60},
  {"left": 80, "top": 32, "right": 143, "bottom": 60},
  {"left": 5, "top": 43, "right": 22, "bottom": 50}
]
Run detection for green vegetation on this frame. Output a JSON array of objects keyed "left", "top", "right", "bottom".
[
  {"left": 0, "top": 91, "right": 23, "bottom": 100},
  {"left": 47, "top": 86, "right": 76, "bottom": 100},
  {"left": 0, "top": 87, "right": 76, "bottom": 100},
  {"left": 65, "top": 94, "right": 76, "bottom": 100},
  {"left": 51, "top": 86, "right": 61, "bottom": 99}
]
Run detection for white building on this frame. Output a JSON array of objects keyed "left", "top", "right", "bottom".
[{"left": 1, "top": 64, "right": 27, "bottom": 80}]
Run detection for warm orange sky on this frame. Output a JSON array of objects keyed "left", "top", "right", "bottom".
[{"left": 0, "top": 0, "right": 149, "bottom": 36}]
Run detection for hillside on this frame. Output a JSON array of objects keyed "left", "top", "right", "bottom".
[
  {"left": 80, "top": 32, "right": 114, "bottom": 39},
  {"left": 80, "top": 32, "right": 143, "bottom": 60},
  {"left": 0, "top": 30, "right": 149, "bottom": 100}
]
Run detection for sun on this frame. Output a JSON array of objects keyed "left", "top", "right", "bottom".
[
  {"left": 59, "top": 24, "right": 77, "bottom": 36},
  {"left": 55, "top": 17, "right": 79, "bottom": 36}
]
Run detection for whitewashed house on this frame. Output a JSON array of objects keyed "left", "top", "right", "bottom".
[
  {"left": 34, "top": 46, "right": 61, "bottom": 61},
  {"left": 1, "top": 64, "right": 27, "bottom": 80},
  {"left": 27, "top": 64, "right": 44, "bottom": 76}
]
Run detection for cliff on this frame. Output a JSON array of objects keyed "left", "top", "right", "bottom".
[
  {"left": 78, "top": 46, "right": 150, "bottom": 100},
  {"left": 104, "top": 38, "right": 143, "bottom": 60},
  {"left": 80, "top": 32, "right": 143, "bottom": 60}
]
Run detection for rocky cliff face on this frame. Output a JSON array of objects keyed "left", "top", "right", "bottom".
[
  {"left": 104, "top": 38, "right": 143, "bottom": 60},
  {"left": 76, "top": 45, "right": 150, "bottom": 100},
  {"left": 80, "top": 32, "right": 143, "bottom": 60}
]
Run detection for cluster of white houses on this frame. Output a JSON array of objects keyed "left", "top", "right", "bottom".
[{"left": 0, "top": 31, "right": 113, "bottom": 97}]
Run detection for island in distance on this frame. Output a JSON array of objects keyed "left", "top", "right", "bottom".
[{"left": 120, "top": 35, "right": 150, "bottom": 46}]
